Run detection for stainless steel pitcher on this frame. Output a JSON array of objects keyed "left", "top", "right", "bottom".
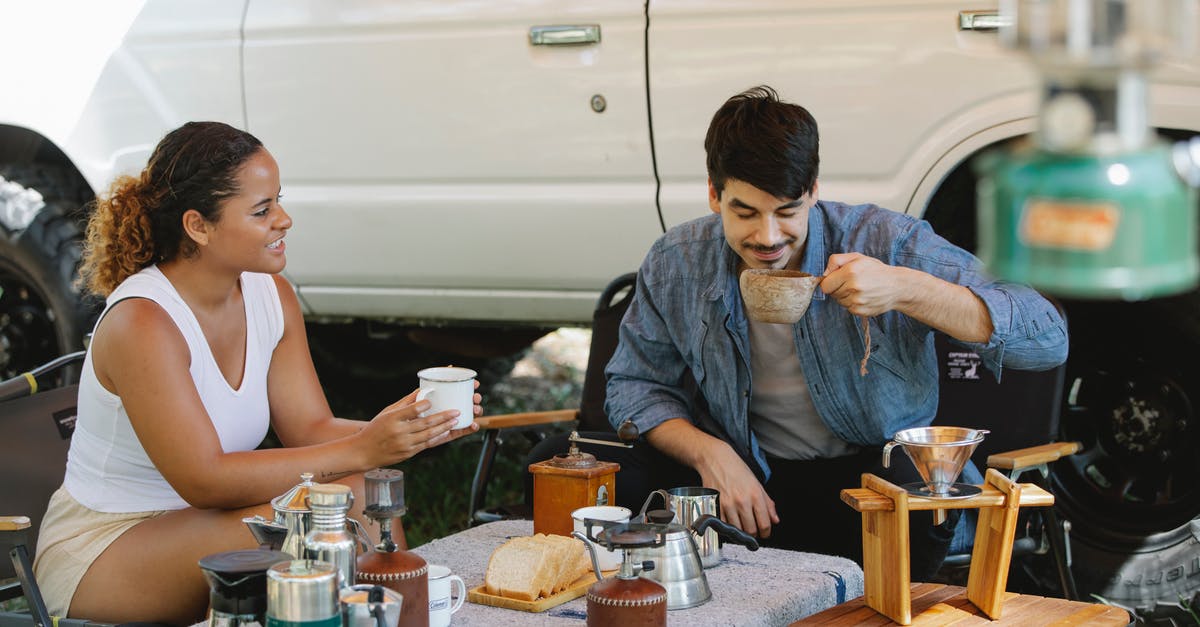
[{"left": 639, "top": 487, "right": 722, "bottom": 567}]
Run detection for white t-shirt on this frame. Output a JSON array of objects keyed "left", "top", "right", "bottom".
[
  {"left": 64, "top": 266, "right": 284, "bottom": 512},
  {"left": 747, "top": 317, "right": 857, "bottom": 460}
]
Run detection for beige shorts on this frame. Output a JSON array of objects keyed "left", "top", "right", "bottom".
[{"left": 32, "top": 487, "right": 167, "bottom": 617}]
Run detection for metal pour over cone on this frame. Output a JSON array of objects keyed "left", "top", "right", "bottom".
[{"left": 890, "top": 426, "right": 987, "bottom": 497}]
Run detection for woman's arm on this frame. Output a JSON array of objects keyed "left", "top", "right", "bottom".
[{"left": 93, "top": 279, "right": 473, "bottom": 510}]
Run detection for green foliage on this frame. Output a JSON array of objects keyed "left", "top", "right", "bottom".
[{"left": 334, "top": 328, "right": 588, "bottom": 547}]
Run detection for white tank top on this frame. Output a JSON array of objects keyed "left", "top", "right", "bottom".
[{"left": 64, "top": 266, "right": 284, "bottom": 512}]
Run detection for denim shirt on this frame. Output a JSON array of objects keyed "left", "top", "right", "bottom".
[{"left": 605, "top": 201, "right": 1068, "bottom": 481}]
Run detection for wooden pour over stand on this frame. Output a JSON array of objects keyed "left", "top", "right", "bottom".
[{"left": 840, "top": 468, "right": 1055, "bottom": 625}]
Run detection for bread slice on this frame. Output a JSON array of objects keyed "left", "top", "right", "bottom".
[
  {"left": 533, "top": 534, "right": 565, "bottom": 597},
  {"left": 541, "top": 534, "right": 590, "bottom": 592},
  {"left": 484, "top": 536, "right": 554, "bottom": 601},
  {"left": 483, "top": 534, "right": 593, "bottom": 600}
]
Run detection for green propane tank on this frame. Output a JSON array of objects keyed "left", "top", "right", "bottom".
[
  {"left": 978, "top": 141, "right": 1198, "bottom": 300},
  {"left": 977, "top": 0, "right": 1200, "bottom": 301}
]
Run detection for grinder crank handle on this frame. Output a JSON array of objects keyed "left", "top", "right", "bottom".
[{"left": 693, "top": 513, "right": 759, "bottom": 551}]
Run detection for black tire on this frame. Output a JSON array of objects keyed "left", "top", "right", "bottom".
[
  {"left": 0, "top": 164, "right": 98, "bottom": 383},
  {"left": 1052, "top": 293, "right": 1200, "bottom": 620}
]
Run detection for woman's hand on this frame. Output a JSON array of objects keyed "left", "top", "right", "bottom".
[
  {"left": 356, "top": 386, "right": 482, "bottom": 466},
  {"left": 426, "top": 381, "right": 485, "bottom": 447}
]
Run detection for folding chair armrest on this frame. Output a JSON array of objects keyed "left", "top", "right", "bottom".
[
  {"left": 0, "top": 516, "right": 31, "bottom": 532},
  {"left": 986, "top": 441, "right": 1082, "bottom": 471},
  {"left": 475, "top": 409, "right": 579, "bottom": 430},
  {"left": 468, "top": 409, "right": 580, "bottom": 526}
]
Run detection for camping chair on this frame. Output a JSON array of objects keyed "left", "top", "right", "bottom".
[
  {"left": 467, "top": 272, "right": 636, "bottom": 525},
  {"left": 0, "top": 350, "right": 100, "bottom": 627},
  {"left": 930, "top": 327, "right": 1080, "bottom": 601}
]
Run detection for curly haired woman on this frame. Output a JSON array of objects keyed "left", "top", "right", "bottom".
[{"left": 33, "top": 121, "right": 480, "bottom": 624}]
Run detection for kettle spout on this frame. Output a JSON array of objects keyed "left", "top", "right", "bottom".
[
  {"left": 243, "top": 515, "right": 288, "bottom": 551},
  {"left": 572, "top": 531, "right": 604, "bottom": 580}
]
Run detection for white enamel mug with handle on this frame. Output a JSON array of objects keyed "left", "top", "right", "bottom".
[
  {"left": 426, "top": 564, "right": 465, "bottom": 627},
  {"left": 416, "top": 366, "right": 476, "bottom": 430}
]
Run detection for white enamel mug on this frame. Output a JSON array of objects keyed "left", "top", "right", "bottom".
[
  {"left": 426, "top": 564, "right": 465, "bottom": 627},
  {"left": 416, "top": 366, "right": 476, "bottom": 430},
  {"left": 572, "top": 505, "right": 632, "bottom": 572}
]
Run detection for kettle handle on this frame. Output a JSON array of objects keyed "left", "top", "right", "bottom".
[
  {"left": 692, "top": 514, "right": 759, "bottom": 551},
  {"left": 636, "top": 489, "right": 671, "bottom": 523}
]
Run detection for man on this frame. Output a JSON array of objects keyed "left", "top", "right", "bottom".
[{"left": 530, "top": 86, "right": 1067, "bottom": 578}]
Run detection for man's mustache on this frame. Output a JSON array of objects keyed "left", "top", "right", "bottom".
[{"left": 744, "top": 239, "right": 795, "bottom": 254}]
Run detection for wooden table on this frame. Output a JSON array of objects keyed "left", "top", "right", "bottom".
[{"left": 791, "top": 583, "right": 1131, "bottom": 626}]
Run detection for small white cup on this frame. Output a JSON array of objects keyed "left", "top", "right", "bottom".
[
  {"left": 427, "top": 564, "right": 465, "bottom": 627},
  {"left": 572, "top": 505, "right": 632, "bottom": 572},
  {"left": 416, "top": 366, "right": 476, "bottom": 430}
]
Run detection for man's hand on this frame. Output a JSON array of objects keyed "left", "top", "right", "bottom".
[
  {"left": 820, "top": 252, "right": 905, "bottom": 317},
  {"left": 821, "top": 251, "right": 994, "bottom": 342},
  {"left": 645, "top": 418, "right": 779, "bottom": 538},
  {"left": 697, "top": 442, "right": 780, "bottom": 539}
]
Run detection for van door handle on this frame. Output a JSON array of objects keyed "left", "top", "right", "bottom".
[
  {"left": 958, "top": 10, "right": 1010, "bottom": 31},
  {"left": 529, "top": 25, "right": 601, "bottom": 46}
]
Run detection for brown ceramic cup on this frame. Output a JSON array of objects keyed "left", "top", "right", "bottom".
[{"left": 739, "top": 269, "right": 821, "bottom": 324}]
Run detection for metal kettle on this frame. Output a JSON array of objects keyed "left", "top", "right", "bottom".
[
  {"left": 630, "top": 510, "right": 757, "bottom": 609},
  {"left": 243, "top": 472, "right": 371, "bottom": 560}
]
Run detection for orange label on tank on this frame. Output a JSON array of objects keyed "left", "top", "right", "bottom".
[{"left": 1019, "top": 199, "right": 1120, "bottom": 251}]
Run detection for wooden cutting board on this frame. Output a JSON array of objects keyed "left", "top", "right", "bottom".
[{"left": 467, "top": 570, "right": 613, "bottom": 612}]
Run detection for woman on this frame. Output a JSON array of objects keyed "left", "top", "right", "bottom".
[{"left": 33, "top": 121, "right": 480, "bottom": 624}]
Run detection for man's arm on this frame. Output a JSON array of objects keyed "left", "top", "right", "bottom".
[
  {"left": 820, "top": 217, "right": 1067, "bottom": 374},
  {"left": 645, "top": 418, "right": 780, "bottom": 538},
  {"left": 821, "top": 252, "right": 993, "bottom": 343}
]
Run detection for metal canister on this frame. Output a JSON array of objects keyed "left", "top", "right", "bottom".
[{"left": 266, "top": 560, "right": 340, "bottom": 627}]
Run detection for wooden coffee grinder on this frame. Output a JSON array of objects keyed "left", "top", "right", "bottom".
[{"left": 529, "top": 421, "right": 639, "bottom": 536}]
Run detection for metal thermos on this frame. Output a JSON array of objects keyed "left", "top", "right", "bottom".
[
  {"left": 304, "top": 484, "right": 357, "bottom": 588},
  {"left": 266, "top": 560, "right": 340, "bottom": 627}
]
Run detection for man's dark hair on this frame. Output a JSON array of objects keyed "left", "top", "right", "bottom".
[{"left": 704, "top": 85, "right": 819, "bottom": 201}]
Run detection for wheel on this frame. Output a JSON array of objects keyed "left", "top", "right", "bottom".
[
  {"left": 0, "top": 164, "right": 98, "bottom": 383},
  {"left": 1052, "top": 293, "right": 1200, "bottom": 619}
]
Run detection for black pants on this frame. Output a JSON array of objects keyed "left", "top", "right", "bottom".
[{"left": 526, "top": 431, "right": 957, "bottom": 580}]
